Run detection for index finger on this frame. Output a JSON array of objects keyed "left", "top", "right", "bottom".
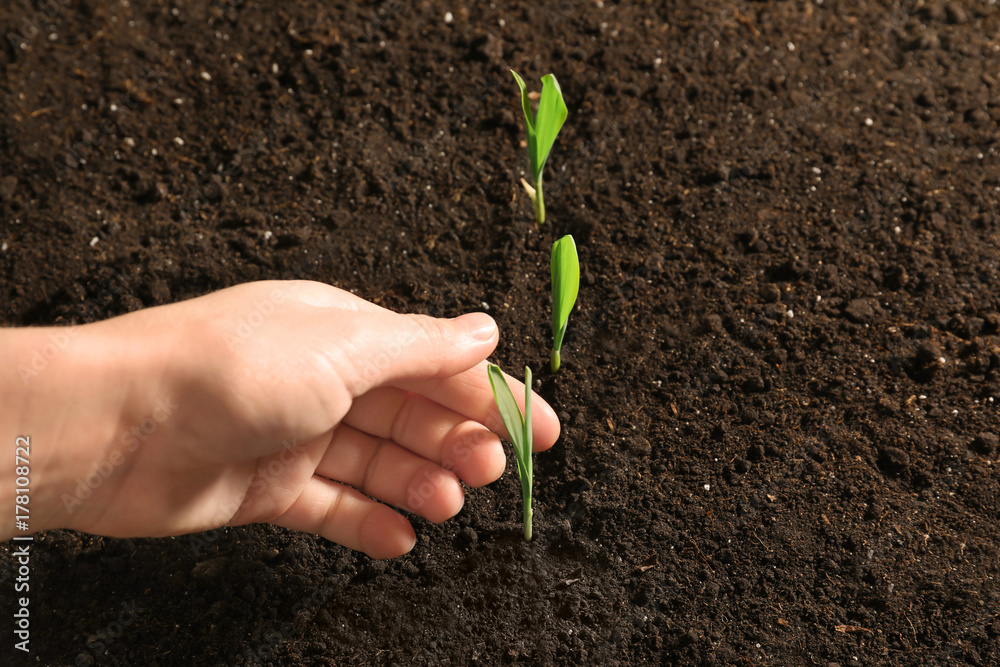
[{"left": 394, "top": 360, "right": 560, "bottom": 452}]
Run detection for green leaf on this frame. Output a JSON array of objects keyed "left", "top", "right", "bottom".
[
  {"left": 511, "top": 70, "right": 567, "bottom": 225},
  {"left": 487, "top": 364, "right": 535, "bottom": 541},
  {"left": 510, "top": 70, "right": 533, "bottom": 134},
  {"left": 510, "top": 70, "right": 538, "bottom": 177},
  {"left": 551, "top": 234, "right": 580, "bottom": 360},
  {"left": 487, "top": 364, "right": 528, "bottom": 461},
  {"left": 532, "top": 74, "right": 568, "bottom": 184},
  {"left": 523, "top": 366, "right": 533, "bottom": 475}
]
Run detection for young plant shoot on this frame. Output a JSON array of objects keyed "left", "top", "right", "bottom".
[
  {"left": 511, "top": 69, "right": 568, "bottom": 225},
  {"left": 550, "top": 234, "right": 580, "bottom": 372},
  {"left": 487, "top": 364, "right": 534, "bottom": 541}
]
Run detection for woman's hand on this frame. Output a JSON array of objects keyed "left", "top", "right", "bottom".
[{"left": 3, "top": 281, "right": 559, "bottom": 558}]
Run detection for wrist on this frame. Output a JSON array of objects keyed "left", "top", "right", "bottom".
[{"left": 0, "top": 322, "right": 156, "bottom": 537}]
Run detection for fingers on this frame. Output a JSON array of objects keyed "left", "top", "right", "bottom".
[
  {"left": 196, "top": 281, "right": 559, "bottom": 450},
  {"left": 332, "top": 311, "right": 500, "bottom": 396},
  {"left": 343, "top": 388, "right": 506, "bottom": 487},
  {"left": 270, "top": 419, "right": 491, "bottom": 558},
  {"left": 260, "top": 279, "right": 392, "bottom": 314},
  {"left": 190, "top": 280, "right": 501, "bottom": 397},
  {"left": 314, "top": 424, "right": 466, "bottom": 522},
  {"left": 396, "top": 360, "right": 561, "bottom": 452},
  {"left": 316, "top": 426, "right": 465, "bottom": 523},
  {"left": 270, "top": 476, "right": 417, "bottom": 559}
]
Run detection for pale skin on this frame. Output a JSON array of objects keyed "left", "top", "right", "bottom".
[{"left": 1, "top": 280, "right": 559, "bottom": 559}]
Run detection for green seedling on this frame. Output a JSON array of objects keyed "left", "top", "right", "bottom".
[
  {"left": 487, "top": 364, "right": 533, "bottom": 541},
  {"left": 511, "top": 69, "right": 568, "bottom": 225},
  {"left": 550, "top": 234, "right": 580, "bottom": 372}
]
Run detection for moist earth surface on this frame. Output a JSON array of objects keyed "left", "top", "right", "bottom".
[{"left": 2, "top": 1, "right": 999, "bottom": 665}]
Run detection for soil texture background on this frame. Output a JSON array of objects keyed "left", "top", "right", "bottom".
[{"left": 2, "top": 0, "right": 1000, "bottom": 665}]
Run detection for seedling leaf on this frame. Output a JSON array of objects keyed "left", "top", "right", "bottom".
[
  {"left": 488, "top": 364, "right": 526, "bottom": 455},
  {"left": 533, "top": 74, "right": 568, "bottom": 183},
  {"left": 522, "top": 366, "right": 533, "bottom": 482},
  {"left": 511, "top": 69, "right": 567, "bottom": 224},
  {"left": 510, "top": 70, "right": 534, "bottom": 150},
  {"left": 487, "top": 364, "right": 534, "bottom": 541},
  {"left": 551, "top": 234, "right": 580, "bottom": 372}
]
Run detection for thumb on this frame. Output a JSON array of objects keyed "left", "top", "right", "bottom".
[{"left": 341, "top": 311, "right": 498, "bottom": 395}]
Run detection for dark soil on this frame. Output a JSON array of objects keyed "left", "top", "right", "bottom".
[{"left": 3, "top": 0, "right": 1000, "bottom": 665}]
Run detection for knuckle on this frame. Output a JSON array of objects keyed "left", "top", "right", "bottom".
[
  {"left": 406, "top": 314, "right": 449, "bottom": 369},
  {"left": 408, "top": 313, "right": 446, "bottom": 345}
]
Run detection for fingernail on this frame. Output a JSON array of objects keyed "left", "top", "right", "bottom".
[{"left": 464, "top": 312, "right": 497, "bottom": 342}]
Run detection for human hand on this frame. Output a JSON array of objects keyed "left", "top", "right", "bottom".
[{"left": 9, "top": 281, "right": 559, "bottom": 558}]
